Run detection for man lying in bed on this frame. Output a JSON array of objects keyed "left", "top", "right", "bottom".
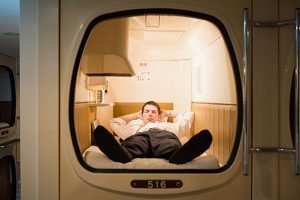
[{"left": 93, "top": 101, "right": 212, "bottom": 164}]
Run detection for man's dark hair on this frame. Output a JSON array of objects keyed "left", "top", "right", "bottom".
[{"left": 142, "top": 101, "right": 161, "bottom": 114}]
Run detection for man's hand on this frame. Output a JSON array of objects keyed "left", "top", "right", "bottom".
[{"left": 159, "top": 110, "right": 176, "bottom": 120}]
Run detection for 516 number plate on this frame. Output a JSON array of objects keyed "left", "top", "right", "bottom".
[{"left": 131, "top": 180, "right": 183, "bottom": 189}]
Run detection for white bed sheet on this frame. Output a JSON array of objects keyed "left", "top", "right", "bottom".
[
  {"left": 0, "top": 122, "right": 9, "bottom": 129},
  {"left": 83, "top": 145, "right": 220, "bottom": 169}
]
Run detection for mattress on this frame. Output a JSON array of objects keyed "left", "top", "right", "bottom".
[{"left": 83, "top": 145, "right": 220, "bottom": 169}]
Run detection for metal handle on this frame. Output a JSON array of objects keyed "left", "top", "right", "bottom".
[
  {"left": 294, "top": 9, "right": 300, "bottom": 175},
  {"left": 0, "top": 139, "right": 20, "bottom": 148},
  {"left": 243, "top": 8, "right": 251, "bottom": 175},
  {"left": 242, "top": 8, "right": 300, "bottom": 175},
  {"left": 249, "top": 147, "right": 296, "bottom": 153}
]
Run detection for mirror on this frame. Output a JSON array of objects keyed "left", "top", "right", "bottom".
[{"left": 0, "top": 65, "right": 16, "bottom": 136}]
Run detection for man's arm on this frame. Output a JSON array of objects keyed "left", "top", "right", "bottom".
[{"left": 119, "top": 111, "right": 141, "bottom": 123}]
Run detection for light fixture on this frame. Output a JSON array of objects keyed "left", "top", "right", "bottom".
[
  {"left": 145, "top": 14, "right": 160, "bottom": 28},
  {"left": 80, "top": 18, "right": 135, "bottom": 77}
]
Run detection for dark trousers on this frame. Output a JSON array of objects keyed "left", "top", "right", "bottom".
[
  {"left": 93, "top": 125, "right": 213, "bottom": 164},
  {"left": 121, "top": 129, "right": 182, "bottom": 159}
]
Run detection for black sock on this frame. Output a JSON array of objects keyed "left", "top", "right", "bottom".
[
  {"left": 93, "top": 125, "right": 132, "bottom": 163},
  {"left": 169, "top": 129, "right": 212, "bottom": 164}
]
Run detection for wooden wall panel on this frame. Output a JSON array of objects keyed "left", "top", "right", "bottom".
[
  {"left": 192, "top": 103, "right": 237, "bottom": 165},
  {"left": 74, "top": 105, "right": 96, "bottom": 153}
]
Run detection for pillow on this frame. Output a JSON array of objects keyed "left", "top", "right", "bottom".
[{"left": 174, "top": 111, "right": 194, "bottom": 129}]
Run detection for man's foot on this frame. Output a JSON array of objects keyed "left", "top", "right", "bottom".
[
  {"left": 169, "top": 130, "right": 212, "bottom": 164},
  {"left": 93, "top": 125, "right": 132, "bottom": 163}
]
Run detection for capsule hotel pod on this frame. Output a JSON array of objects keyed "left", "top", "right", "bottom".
[
  {"left": 20, "top": 0, "right": 300, "bottom": 199},
  {"left": 0, "top": 54, "right": 19, "bottom": 200}
]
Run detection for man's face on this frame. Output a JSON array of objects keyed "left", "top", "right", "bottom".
[{"left": 141, "top": 104, "right": 160, "bottom": 123}]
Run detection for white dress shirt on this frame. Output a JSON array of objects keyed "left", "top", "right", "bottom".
[{"left": 110, "top": 111, "right": 194, "bottom": 140}]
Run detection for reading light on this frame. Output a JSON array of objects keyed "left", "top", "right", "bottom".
[{"left": 80, "top": 18, "right": 135, "bottom": 77}]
